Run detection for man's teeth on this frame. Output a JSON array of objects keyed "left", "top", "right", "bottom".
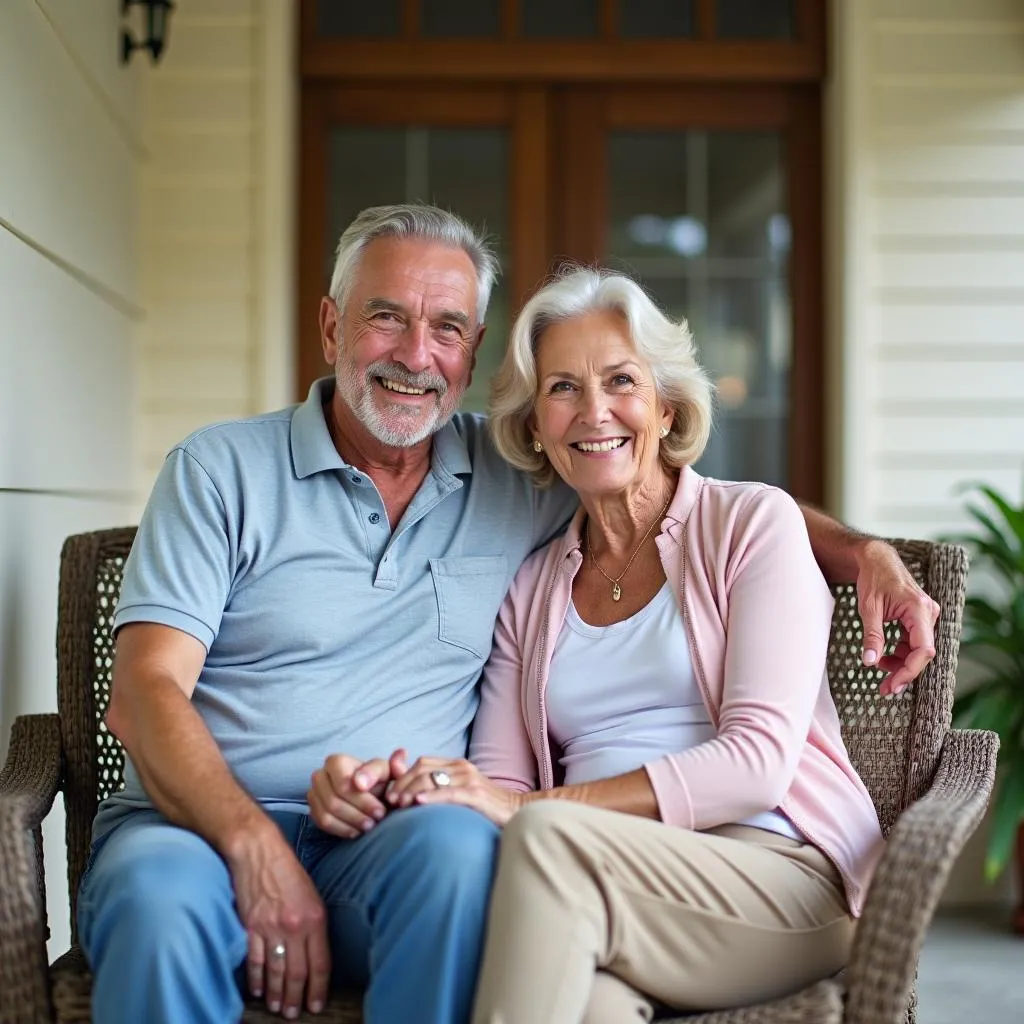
[
  {"left": 380, "top": 378, "right": 427, "bottom": 395},
  {"left": 575, "top": 438, "right": 627, "bottom": 453}
]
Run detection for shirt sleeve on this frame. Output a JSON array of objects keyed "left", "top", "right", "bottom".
[
  {"left": 469, "top": 586, "right": 539, "bottom": 793},
  {"left": 644, "top": 486, "right": 835, "bottom": 829},
  {"left": 113, "top": 446, "right": 235, "bottom": 650}
]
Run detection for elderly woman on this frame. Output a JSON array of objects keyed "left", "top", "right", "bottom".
[{"left": 385, "top": 268, "right": 885, "bottom": 1023}]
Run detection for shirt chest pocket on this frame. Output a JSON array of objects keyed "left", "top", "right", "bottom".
[{"left": 429, "top": 556, "right": 509, "bottom": 659}]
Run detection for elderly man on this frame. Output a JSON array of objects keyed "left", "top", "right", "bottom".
[{"left": 78, "top": 204, "right": 938, "bottom": 1024}]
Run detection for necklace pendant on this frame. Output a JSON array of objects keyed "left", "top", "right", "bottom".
[{"left": 612, "top": 582, "right": 622, "bottom": 602}]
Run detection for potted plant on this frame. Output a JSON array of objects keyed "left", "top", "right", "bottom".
[{"left": 946, "top": 482, "right": 1024, "bottom": 932}]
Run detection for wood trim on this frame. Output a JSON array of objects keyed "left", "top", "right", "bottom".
[
  {"left": 605, "top": 85, "right": 791, "bottom": 129},
  {"left": 695, "top": 0, "right": 716, "bottom": 39},
  {"left": 599, "top": 0, "right": 617, "bottom": 39},
  {"left": 401, "top": 0, "right": 420, "bottom": 37},
  {"left": 297, "top": 82, "right": 330, "bottom": 398},
  {"left": 501, "top": 0, "right": 520, "bottom": 38},
  {"left": 322, "top": 86, "right": 511, "bottom": 124},
  {"left": 299, "top": 0, "right": 317, "bottom": 47},
  {"left": 510, "top": 88, "right": 551, "bottom": 309},
  {"left": 555, "top": 89, "right": 607, "bottom": 265},
  {"left": 786, "top": 85, "right": 825, "bottom": 504},
  {"left": 302, "top": 40, "right": 825, "bottom": 82},
  {"left": 797, "top": 0, "right": 828, "bottom": 60}
]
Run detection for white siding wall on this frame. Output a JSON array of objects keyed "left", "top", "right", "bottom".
[
  {"left": 830, "top": 0, "right": 1024, "bottom": 904},
  {"left": 137, "top": 0, "right": 286, "bottom": 497},
  {"left": 0, "top": 0, "right": 141, "bottom": 958}
]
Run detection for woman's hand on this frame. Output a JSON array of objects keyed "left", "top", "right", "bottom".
[{"left": 385, "top": 756, "right": 526, "bottom": 826}]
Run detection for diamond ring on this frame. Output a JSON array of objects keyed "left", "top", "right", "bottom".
[
  {"left": 271, "top": 943, "right": 286, "bottom": 959},
  {"left": 430, "top": 770, "right": 452, "bottom": 788}
]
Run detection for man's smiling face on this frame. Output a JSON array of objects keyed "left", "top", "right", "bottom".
[{"left": 324, "top": 236, "right": 484, "bottom": 448}]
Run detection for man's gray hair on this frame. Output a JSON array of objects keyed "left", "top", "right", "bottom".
[{"left": 328, "top": 204, "right": 500, "bottom": 323}]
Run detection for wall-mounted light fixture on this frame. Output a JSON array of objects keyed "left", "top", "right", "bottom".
[{"left": 121, "top": 0, "right": 175, "bottom": 65}]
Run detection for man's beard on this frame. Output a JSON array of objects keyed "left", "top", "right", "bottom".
[{"left": 335, "top": 353, "right": 464, "bottom": 448}]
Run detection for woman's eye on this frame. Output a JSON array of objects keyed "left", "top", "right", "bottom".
[
  {"left": 549, "top": 381, "right": 574, "bottom": 394},
  {"left": 611, "top": 374, "right": 634, "bottom": 387}
]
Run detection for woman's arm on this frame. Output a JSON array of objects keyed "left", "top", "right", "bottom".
[
  {"left": 465, "top": 586, "right": 539, "bottom": 793},
  {"left": 646, "top": 487, "right": 833, "bottom": 830}
]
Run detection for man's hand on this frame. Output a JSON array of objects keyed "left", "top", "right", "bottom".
[
  {"left": 385, "top": 756, "right": 524, "bottom": 827},
  {"left": 228, "top": 831, "right": 330, "bottom": 1018},
  {"left": 308, "top": 749, "right": 408, "bottom": 838},
  {"left": 855, "top": 539, "right": 940, "bottom": 696}
]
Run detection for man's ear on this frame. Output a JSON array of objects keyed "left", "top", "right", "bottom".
[{"left": 320, "top": 297, "right": 341, "bottom": 365}]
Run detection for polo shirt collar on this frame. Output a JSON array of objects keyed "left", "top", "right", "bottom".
[{"left": 290, "top": 377, "right": 473, "bottom": 480}]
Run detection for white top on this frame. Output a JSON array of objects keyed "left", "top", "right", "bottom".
[{"left": 547, "top": 582, "right": 801, "bottom": 841}]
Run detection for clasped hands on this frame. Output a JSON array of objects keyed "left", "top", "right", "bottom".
[{"left": 307, "top": 749, "right": 524, "bottom": 837}]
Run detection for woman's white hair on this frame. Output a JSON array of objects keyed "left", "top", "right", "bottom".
[
  {"left": 489, "top": 267, "right": 714, "bottom": 487},
  {"left": 328, "top": 203, "right": 500, "bottom": 323}
]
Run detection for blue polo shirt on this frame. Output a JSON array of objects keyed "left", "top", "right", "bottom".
[{"left": 94, "top": 379, "right": 576, "bottom": 837}]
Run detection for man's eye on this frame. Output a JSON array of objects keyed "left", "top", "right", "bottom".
[
  {"left": 438, "top": 323, "right": 463, "bottom": 336},
  {"left": 374, "top": 311, "right": 400, "bottom": 323}
]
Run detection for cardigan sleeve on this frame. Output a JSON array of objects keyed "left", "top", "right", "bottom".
[
  {"left": 644, "top": 486, "right": 835, "bottom": 829},
  {"left": 469, "top": 583, "right": 540, "bottom": 793}
]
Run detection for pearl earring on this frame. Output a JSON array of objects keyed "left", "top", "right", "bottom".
[
  {"left": 659, "top": 426, "right": 669, "bottom": 439},
  {"left": 533, "top": 439, "right": 543, "bottom": 453}
]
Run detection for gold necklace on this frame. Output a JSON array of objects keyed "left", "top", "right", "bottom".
[{"left": 586, "top": 494, "right": 672, "bottom": 602}]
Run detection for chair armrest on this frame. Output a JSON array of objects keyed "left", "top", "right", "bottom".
[
  {"left": 844, "top": 728, "right": 999, "bottom": 1024},
  {"left": 0, "top": 713, "right": 63, "bottom": 1023},
  {"left": 1, "top": 713, "right": 63, "bottom": 827}
]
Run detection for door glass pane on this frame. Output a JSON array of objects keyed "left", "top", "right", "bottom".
[
  {"left": 317, "top": 0, "right": 402, "bottom": 37},
  {"left": 522, "top": 0, "right": 599, "bottom": 38},
  {"left": 326, "top": 127, "right": 509, "bottom": 413},
  {"left": 716, "top": 0, "right": 794, "bottom": 40},
  {"left": 607, "top": 130, "right": 790, "bottom": 487},
  {"left": 621, "top": 0, "right": 694, "bottom": 39},
  {"left": 423, "top": 0, "right": 502, "bottom": 37}
]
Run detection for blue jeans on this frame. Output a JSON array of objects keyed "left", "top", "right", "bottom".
[{"left": 77, "top": 805, "right": 500, "bottom": 1024}]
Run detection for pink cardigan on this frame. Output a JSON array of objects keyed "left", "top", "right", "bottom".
[{"left": 470, "top": 467, "right": 885, "bottom": 916}]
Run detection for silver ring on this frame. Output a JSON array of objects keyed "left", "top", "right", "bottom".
[
  {"left": 430, "top": 770, "right": 452, "bottom": 789},
  {"left": 271, "top": 943, "right": 286, "bottom": 959}
]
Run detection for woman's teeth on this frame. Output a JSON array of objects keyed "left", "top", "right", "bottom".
[
  {"left": 379, "top": 378, "right": 428, "bottom": 395},
  {"left": 574, "top": 438, "right": 627, "bottom": 453}
]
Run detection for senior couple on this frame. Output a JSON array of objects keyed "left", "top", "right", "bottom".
[{"left": 80, "top": 204, "right": 939, "bottom": 1024}]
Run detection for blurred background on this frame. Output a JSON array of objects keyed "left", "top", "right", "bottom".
[{"left": 1, "top": 1, "right": 1022, "bottom": 1014}]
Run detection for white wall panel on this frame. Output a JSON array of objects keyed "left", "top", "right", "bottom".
[
  {"left": 37, "top": 0, "right": 143, "bottom": 128},
  {"left": 0, "top": 0, "right": 140, "bottom": 303},
  {"left": 0, "top": 231, "right": 134, "bottom": 494}
]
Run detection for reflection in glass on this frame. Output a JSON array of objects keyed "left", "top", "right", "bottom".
[
  {"left": 326, "top": 128, "right": 509, "bottom": 413},
  {"left": 423, "top": 0, "right": 502, "bottom": 37},
  {"left": 620, "top": 0, "right": 694, "bottom": 38},
  {"left": 522, "top": 0, "right": 598, "bottom": 38},
  {"left": 317, "top": 0, "right": 402, "bottom": 37},
  {"left": 716, "top": 0, "right": 794, "bottom": 40},
  {"left": 606, "top": 130, "right": 789, "bottom": 486}
]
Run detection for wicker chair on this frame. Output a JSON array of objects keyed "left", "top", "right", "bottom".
[{"left": 0, "top": 529, "right": 998, "bottom": 1024}]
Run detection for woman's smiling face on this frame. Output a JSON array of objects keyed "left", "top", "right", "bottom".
[{"left": 531, "top": 309, "right": 673, "bottom": 500}]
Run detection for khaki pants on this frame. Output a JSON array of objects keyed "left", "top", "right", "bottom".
[{"left": 472, "top": 802, "right": 855, "bottom": 1024}]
